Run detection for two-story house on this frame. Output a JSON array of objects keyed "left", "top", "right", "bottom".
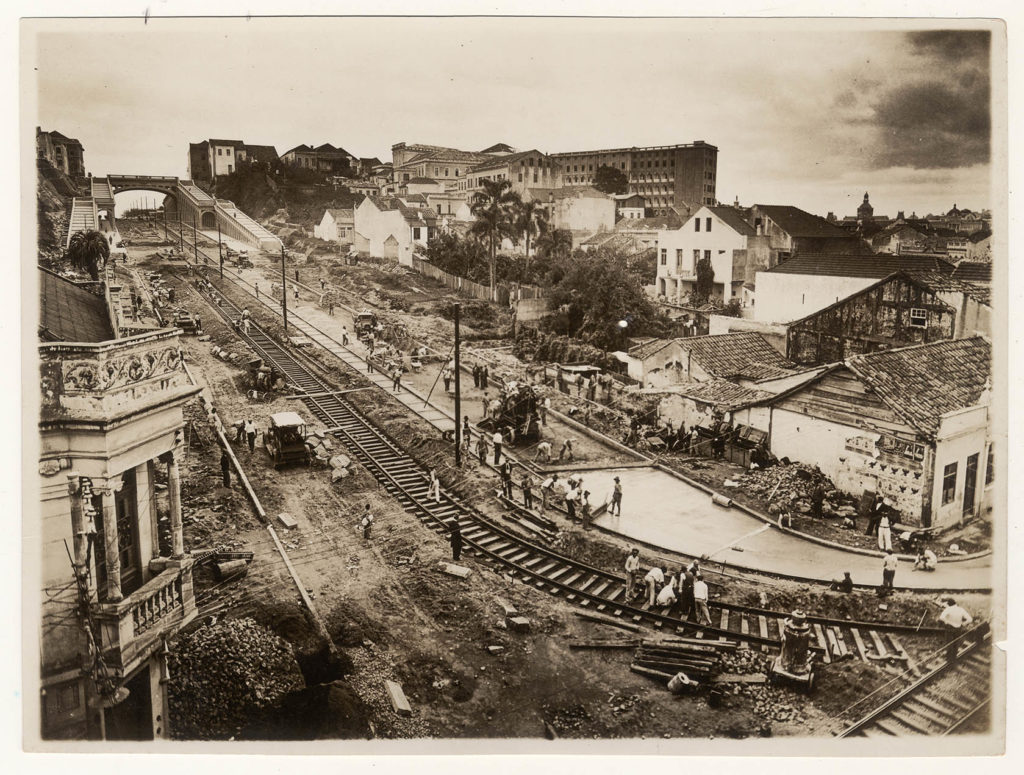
[
  {"left": 37, "top": 267, "right": 201, "bottom": 740},
  {"left": 353, "top": 195, "right": 438, "bottom": 265}
]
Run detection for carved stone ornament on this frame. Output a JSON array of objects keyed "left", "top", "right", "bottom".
[
  {"left": 38, "top": 459, "right": 63, "bottom": 477},
  {"left": 60, "top": 346, "right": 184, "bottom": 393}
]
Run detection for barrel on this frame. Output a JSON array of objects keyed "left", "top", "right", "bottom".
[
  {"left": 668, "top": 672, "right": 697, "bottom": 694},
  {"left": 711, "top": 493, "right": 733, "bottom": 508}
]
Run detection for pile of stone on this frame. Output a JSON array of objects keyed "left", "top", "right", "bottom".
[
  {"left": 211, "top": 344, "right": 244, "bottom": 365},
  {"left": 328, "top": 453, "right": 353, "bottom": 483},
  {"left": 168, "top": 618, "right": 305, "bottom": 740},
  {"left": 737, "top": 463, "right": 857, "bottom": 516}
]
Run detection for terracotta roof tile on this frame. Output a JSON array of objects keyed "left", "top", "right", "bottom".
[
  {"left": 38, "top": 268, "right": 113, "bottom": 343},
  {"left": 680, "top": 333, "right": 794, "bottom": 379},
  {"left": 767, "top": 252, "right": 955, "bottom": 278},
  {"left": 678, "top": 378, "right": 776, "bottom": 411}
]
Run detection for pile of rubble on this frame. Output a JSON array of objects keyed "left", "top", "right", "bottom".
[
  {"left": 168, "top": 618, "right": 305, "bottom": 740},
  {"left": 736, "top": 463, "right": 857, "bottom": 516},
  {"left": 717, "top": 649, "right": 808, "bottom": 725}
]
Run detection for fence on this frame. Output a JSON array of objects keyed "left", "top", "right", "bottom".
[{"left": 410, "top": 255, "right": 546, "bottom": 307}]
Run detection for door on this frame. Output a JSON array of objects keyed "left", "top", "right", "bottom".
[{"left": 963, "top": 453, "right": 979, "bottom": 518}]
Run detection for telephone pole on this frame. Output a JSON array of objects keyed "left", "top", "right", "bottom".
[
  {"left": 280, "top": 243, "right": 288, "bottom": 331},
  {"left": 177, "top": 209, "right": 183, "bottom": 252},
  {"left": 454, "top": 302, "right": 461, "bottom": 467},
  {"left": 192, "top": 214, "right": 199, "bottom": 263},
  {"left": 217, "top": 222, "right": 224, "bottom": 278}
]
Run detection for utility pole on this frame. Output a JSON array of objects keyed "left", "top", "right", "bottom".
[
  {"left": 454, "top": 302, "right": 461, "bottom": 467},
  {"left": 163, "top": 205, "right": 167, "bottom": 244},
  {"left": 280, "top": 243, "right": 288, "bottom": 332},
  {"left": 217, "top": 221, "right": 224, "bottom": 278},
  {"left": 192, "top": 214, "right": 199, "bottom": 263},
  {"left": 178, "top": 209, "right": 183, "bottom": 252}
]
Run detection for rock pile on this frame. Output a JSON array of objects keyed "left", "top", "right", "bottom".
[
  {"left": 168, "top": 618, "right": 305, "bottom": 739},
  {"left": 737, "top": 464, "right": 856, "bottom": 516}
]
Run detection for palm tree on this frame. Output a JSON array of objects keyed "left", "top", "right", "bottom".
[
  {"left": 66, "top": 230, "right": 110, "bottom": 281},
  {"left": 515, "top": 198, "right": 549, "bottom": 273},
  {"left": 536, "top": 227, "right": 573, "bottom": 261},
  {"left": 469, "top": 178, "right": 521, "bottom": 299}
]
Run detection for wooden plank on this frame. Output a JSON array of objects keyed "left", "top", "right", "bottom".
[
  {"left": 813, "top": 624, "right": 831, "bottom": 663},
  {"left": 574, "top": 610, "right": 641, "bottom": 633},
  {"left": 384, "top": 680, "right": 412, "bottom": 717},
  {"left": 568, "top": 641, "right": 638, "bottom": 650},
  {"left": 712, "top": 673, "right": 767, "bottom": 685},
  {"left": 758, "top": 616, "right": 769, "bottom": 652},
  {"left": 739, "top": 616, "right": 750, "bottom": 649},
  {"left": 718, "top": 609, "right": 730, "bottom": 642},
  {"left": 868, "top": 629, "right": 889, "bottom": 659},
  {"left": 887, "top": 633, "right": 919, "bottom": 677},
  {"left": 826, "top": 628, "right": 842, "bottom": 660},
  {"left": 629, "top": 665, "right": 674, "bottom": 682},
  {"left": 835, "top": 628, "right": 849, "bottom": 659},
  {"left": 850, "top": 628, "right": 869, "bottom": 661}
]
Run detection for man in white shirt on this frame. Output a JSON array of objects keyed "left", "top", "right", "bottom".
[
  {"left": 492, "top": 430, "right": 504, "bottom": 465},
  {"left": 914, "top": 548, "right": 938, "bottom": 571},
  {"left": 656, "top": 575, "right": 678, "bottom": 608},
  {"left": 534, "top": 440, "right": 553, "bottom": 463},
  {"left": 644, "top": 565, "right": 666, "bottom": 606},
  {"left": 244, "top": 418, "right": 258, "bottom": 453},
  {"left": 693, "top": 574, "right": 712, "bottom": 625},
  {"left": 881, "top": 550, "right": 898, "bottom": 594},
  {"left": 624, "top": 548, "right": 641, "bottom": 598},
  {"left": 939, "top": 598, "right": 973, "bottom": 630}
]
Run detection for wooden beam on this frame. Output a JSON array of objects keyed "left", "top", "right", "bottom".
[{"left": 281, "top": 387, "right": 372, "bottom": 400}]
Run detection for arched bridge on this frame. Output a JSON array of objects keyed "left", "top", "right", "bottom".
[{"left": 74, "top": 175, "right": 282, "bottom": 252}]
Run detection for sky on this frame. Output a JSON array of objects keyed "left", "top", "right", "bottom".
[{"left": 28, "top": 17, "right": 997, "bottom": 218}]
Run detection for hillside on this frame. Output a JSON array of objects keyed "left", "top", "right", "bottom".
[{"left": 37, "top": 163, "right": 76, "bottom": 263}]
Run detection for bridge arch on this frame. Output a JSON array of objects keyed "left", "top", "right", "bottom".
[{"left": 200, "top": 211, "right": 216, "bottom": 228}]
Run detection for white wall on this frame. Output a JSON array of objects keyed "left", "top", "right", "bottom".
[
  {"left": 313, "top": 211, "right": 337, "bottom": 242},
  {"left": 553, "top": 193, "right": 615, "bottom": 233},
  {"left": 930, "top": 406, "right": 990, "bottom": 528},
  {"left": 354, "top": 198, "right": 414, "bottom": 264},
  {"left": 656, "top": 207, "right": 747, "bottom": 303},
  {"left": 211, "top": 144, "right": 236, "bottom": 176},
  {"left": 753, "top": 272, "right": 875, "bottom": 324}
]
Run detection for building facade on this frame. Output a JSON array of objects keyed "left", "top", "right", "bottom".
[
  {"left": 313, "top": 208, "right": 355, "bottom": 244},
  {"left": 550, "top": 141, "right": 717, "bottom": 215},
  {"left": 37, "top": 128, "right": 86, "bottom": 178},
  {"left": 187, "top": 140, "right": 279, "bottom": 184},
  {"left": 38, "top": 268, "right": 200, "bottom": 740},
  {"left": 353, "top": 195, "right": 438, "bottom": 265},
  {"left": 458, "top": 150, "right": 562, "bottom": 197}
]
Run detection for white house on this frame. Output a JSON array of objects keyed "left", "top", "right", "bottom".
[
  {"left": 353, "top": 196, "right": 438, "bottom": 266},
  {"left": 537, "top": 187, "right": 616, "bottom": 234},
  {"left": 655, "top": 205, "right": 756, "bottom": 304},
  {"left": 313, "top": 208, "right": 354, "bottom": 244}
]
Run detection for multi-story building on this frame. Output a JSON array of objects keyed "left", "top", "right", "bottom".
[
  {"left": 550, "top": 141, "right": 718, "bottom": 215},
  {"left": 279, "top": 143, "right": 356, "bottom": 174},
  {"left": 187, "top": 139, "right": 279, "bottom": 184},
  {"left": 391, "top": 142, "right": 495, "bottom": 187},
  {"left": 353, "top": 195, "right": 439, "bottom": 265},
  {"left": 37, "top": 266, "right": 201, "bottom": 739},
  {"left": 37, "top": 128, "right": 86, "bottom": 178},
  {"left": 457, "top": 150, "right": 562, "bottom": 197}
]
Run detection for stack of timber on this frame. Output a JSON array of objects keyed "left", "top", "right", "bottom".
[{"left": 630, "top": 637, "right": 737, "bottom": 683}]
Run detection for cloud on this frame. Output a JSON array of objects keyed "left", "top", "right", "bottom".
[{"left": 863, "top": 30, "right": 990, "bottom": 169}]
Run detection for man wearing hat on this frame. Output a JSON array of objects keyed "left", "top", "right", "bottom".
[
  {"left": 449, "top": 520, "right": 462, "bottom": 562},
  {"left": 610, "top": 476, "right": 623, "bottom": 516}
]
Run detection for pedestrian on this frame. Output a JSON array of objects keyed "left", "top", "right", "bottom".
[
  {"left": 320, "top": 278, "right": 326, "bottom": 291},
  {"left": 521, "top": 475, "right": 534, "bottom": 509},
  {"left": 293, "top": 285, "right": 299, "bottom": 301},
  {"left": 564, "top": 484, "right": 579, "bottom": 522},
  {"left": 428, "top": 468, "right": 440, "bottom": 503},
  {"left": 534, "top": 440, "right": 552, "bottom": 464},
  {"left": 462, "top": 415, "right": 471, "bottom": 444},
  {"left": 610, "top": 476, "right": 623, "bottom": 516},
  {"left": 678, "top": 564, "right": 695, "bottom": 620},
  {"left": 481, "top": 392, "right": 490, "bottom": 420},
  {"left": 359, "top": 504, "right": 374, "bottom": 540},
  {"left": 449, "top": 520, "right": 462, "bottom": 561},
  {"left": 693, "top": 574, "right": 712, "bottom": 625},
  {"left": 540, "top": 473, "right": 558, "bottom": 513},
  {"left": 366, "top": 354, "right": 374, "bottom": 374},
  {"left": 865, "top": 494, "right": 885, "bottom": 537},
  {"left": 644, "top": 565, "right": 666, "bottom": 607},
  {"left": 624, "top": 548, "right": 642, "bottom": 599},
  {"left": 367, "top": 334, "right": 375, "bottom": 356},
  {"left": 913, "top": 548, "right": 938, "bottom": 572},
  {"left": 582, "top": 405, "right": 591, "bottom": 427},
  {"left": 811, "top": 482, "right": 825, "bottom": 519},
  {"left": 220, "top": 450, "right": 231, "bottom": 488},
  {"left": 481, "top": 365, "right": 489, "bottom": 389},
  {"left": 442, "top": 366, "right": 451, "bottom": 393},
  {"left": 880, "top": 549, "right": 898, "bottom": 594},
  {"left": 342, "top": 326, "right": 349, "bottom": 345},
  {"left": 255, "top": 283, "right": 260, "bottom": 299},
  {"left": 477, "top": 433, "right": 489, "bottom": 465},
  {"left": 689, "top": 427, "right": 700, "bottom": 455},
  {"left": 939, "top": 597, "right": 974, "bottom": 662},
  {"left": 656, "top": 574, "right": 678, "bottom": 608},
  {"left": 472, "top": 364, "right": 480, "bottom": 389},
  {"left": 499, "top": 459, "right": 514, "bottom": 499},
  {"left": 558, "top": 438, "right": 574, "bottom": 462},
  {"left": 392, "top": 365, "right": 402, "bottom": 393},
  {"left": 492, "top": 430, "right": 503, "bottom": 466},
  {"left": 540, "top": 395, "right": 550, "bottom": 426},
  {"left": 245, "top": 418, "right": 257, "bottom": 453},
  {"left": 877, "top": 512, "right": 893, "bottom": 551},
  {"left": 242, "top": 317, "right": 251, "bottom": 334},
  {"left": 580, "top": 490, "right": 591, "bottom": 530},
  {"left": 233, "top": 419, "right": 246, "bottom": 444}
]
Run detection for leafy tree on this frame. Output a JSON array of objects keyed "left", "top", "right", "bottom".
[
  {"left": 545, "top": 250, "right": 669, "bottom": 350},
  {"left": 535, "top": 228, "right": 573, "bottom": 262},
  {"left": 695, "top": 256, "right": 715, "bottom": 304},
  {"left": 424, "top": 231, "right": 488, "bottom": 279},
  {"left": 469, "top": 179, "right": 521, "bottom": 298},
  {"left": 65, "top": 230, "right": 110, "bottom": 280},
  {"left": 593, "top": 164, "right": 629, "bottom": 195},
  {"left": 515, "top": 198, "right": 548, "bottom": 270}
]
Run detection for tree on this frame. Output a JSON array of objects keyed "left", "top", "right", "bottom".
[
  {"left": 695, "top": 256, "right": 715, "bottom": 304},
  {"left": 515, "top": 198, "right": 548, "bottom": 272},
  {"left": 593, "top": 164, "right": 629, "bottom": 195},
  {"left": 424, "top": 231, "right": 488, "bottom": 281},
  {"left": 65, "top": 230, "right": 110, "bottom": 280},
  {"left": 535, "top": 228, "right": 573, "bottom": 262},
  {"left": 469, "top": 179, "right": 521, "bottom": 298}
]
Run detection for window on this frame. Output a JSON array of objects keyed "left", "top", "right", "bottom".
[
  {"left": 434, "top": 167, "right": 439, "bottom": 176},
  {"left": 413, "top": 227, "right": 422, "bottom": 240},
  {"left": 909, "top": 308, "right": 928, "bottom": 328},
  {"left": 660, "top": 249, "right": 667, "bottom": 265},
  {"left": 704, "top": 250, "right": 711, "bottom": 260},
  {"left": 676, "top": 249, "right": 683, "bottom": 268},
  {"left": 706, "top": 217, "right": 712, "bottom": 231},
  {"left": 217, "top": 148, "right": 222, "bottom": 155},
  {"left": 986, "top": 444, "right": 995, "bottom": 485},
  {"left": 518, "top": 173, "right": 523, "bottom": 182},
  {"left": 444, "top": 168, "right": 449, "bottom": 176},
  {"left": 437, "top": 204, "right": 442, "bottom": 214},
  {"left": 693, "top": 249, "right": 700, "bottom": 263},
  {"left": 533, "top": 172, "right": 538, "bottom": 183},
  {"left": 942, "top": 462, "right": 957, "bottom": 505},
  {"left": 695, "top": 219, "right": 701, "bottom": 232}
]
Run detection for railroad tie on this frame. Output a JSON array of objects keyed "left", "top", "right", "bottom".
[
  {"left": 757, "top": 615, "right": 769, "bottom": 652},
  {"left": 868, "top": 629, "right": 889, "bottom": 660},
  {"left": 850, "top": 628, "right": 869, "bottom": 661},
  {"left": 739, "top": 617, "right": 750, "bottom": 649},
  {"left": 812, "top": 624, "right": 831, "bottom": 663},
  {"left": 718, "top": 609, "right": 730, "bottom": 643}
]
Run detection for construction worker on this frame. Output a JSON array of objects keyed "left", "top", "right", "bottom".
[
  {"left": 244, "top": 418, "right": 257, "bottom": 453},
  {"left": 558, "top": 438, "right": 574, "bottom": 462},
  {"left": 624, "top": 548, "right": 642, "bottom": 599},
  {"left": 477, "top": 433, "right": 489, "bottom": 465},
  {"left": 449, "top": 520, "right": 462, "bottom": 562},
  {"left": 610, "top": 476, "right": 623, "bottom": 516},
  {"left": 540, "top": 473, "right": 559, "bottom": 513},
  {"left": 492, "top": 430, "right": 504, "bottom": 466},
  {"left": 644, "top": 565, "right": 666, "bottom": 607},
  {"left": 428, "top": 468, "right": 441, "bottom": 503},
  {"left": 693, "top": 574, "right": 712, "bottom": 626},
  {"left": 359, "top": 505, "right": 374, "bottom": 540},
  {"left": 220, "top": 450, "right": 231, "bottom": 488},
  {"left": 500, "top": 459, "right": 514, "bottom": 500},
  {"left": 534, "top": 440, "right": 553, "bottom": 464},
  {"left": 521, "top": 475, "right": 534, "bottom": 510},
  {"left": 580, "top": 490, "right": 592, "bottom": 530}
]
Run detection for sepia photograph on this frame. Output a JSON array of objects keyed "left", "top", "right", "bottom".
[{"left": 18, "top": 7, "right": 1010, "bottom": 757}]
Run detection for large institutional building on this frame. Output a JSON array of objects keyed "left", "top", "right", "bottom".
[{"left": 550, "top": 141, "right": 718, "bottom": 215}]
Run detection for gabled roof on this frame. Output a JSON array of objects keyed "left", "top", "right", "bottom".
[
  {"left": 360, "top": 156, "right": 383, "bottom": 166},
  {"left": 472, "top": 149, "right": 546, "bottom": 172},
  {"left": 480, "top": 142, "right": 517, "bottom": 154},
  {"left": 325, "top": 208, "right": 354, "bottom": 221},
  {"left": 706, "top": 206, "right": 756, "bottom": 236},
  {"left": 283, "top": 144, "right": 314, "bottom": 156},
  {"left": 628, "top": 338, "right": 679, "bottom": 361},
  {"left": 845, "top": 337, "right": 991, "bottom": 435},
  {"left": 38, "top": 268, "right": 113, "bottom": 343},
  {"left": 243, "top": 144, "right": 279, "bottom": 162},
  {"left": 752, "top": 205, "right": 855, "bottom": 239},
  {"left": 678, "top": 378, "right": 777, "bottom": 411},
  {"left": 618, "top": 212, "right": 684, "bottom": 231},
  {"left": 406, "top": 177, "right": 440, "bottom": 184},
  {"left": 679, "top": 333, "right": 795, "bottom": 380},
  {"left": 951, "top": 261, "right": 992, "bottom": 284},
  {"left": 969, "top": 229, "right": 992, "bottom": 243},
  {"left": 765, "top": 252, "right": 955, "bottom": 278}
]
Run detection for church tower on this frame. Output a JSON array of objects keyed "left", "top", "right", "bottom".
[{"left": 857, "top": 192, "right": 874, "bottom": 220}]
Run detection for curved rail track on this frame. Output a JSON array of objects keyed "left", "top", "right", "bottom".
[
  {"left": 840, "top": 633, "right": 992, "bottom": 737},
  {"left": 172, "top": 264, "right": 949, "bottom": 663}
]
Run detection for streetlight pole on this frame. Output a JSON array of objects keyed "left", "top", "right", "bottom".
[
  {"left": 217, "top": 221, "right": 223, "bottom": 279},
  {"left": 454, "top": 302, "right": 461, "bottom": 467},
  {"left": 280, "top": 243, "right": 288, "bottom": 332},
  {"left": 192, "top": 214, "right": 199, "bottom": 263},
  {"left": 178, "top": 209, "right": 183, "bottom": 252}
]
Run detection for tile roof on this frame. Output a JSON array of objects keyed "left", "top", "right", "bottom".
[
  {"left": 551, "top": 186, "right": 609, "bottom": 200},
  {"left": 628, "top": 338, "right": 678, "bottom": 361},
  {"left": 904, "top": 270, "right": 991, "bottom": 306},
  {"left": 678, "top": 378, "right": 777, "bottom": 411},
  {"left": 680, "top": 333, "right": 795, "bottom": 379},
  {"left": 617, "top": 212, "right": 684, "bottom": 231},
  {"left": 707, "top": 206, "right": 756, "bottom": 236},
  {"left": 209, "top": 138, "right": 246, "bottom": 149},
  {"left": 38, "top": 268, "right": 113, "bottom": 343},
  {"left": 471, "top": 149, "right": 547, "bottom": 172},
  {"left": 968, "top": 229, "right": 992, "bottom": 243},
  {"left": 951, "top": 261, "right": 992, "bottom": 283},
  {"left": 283, "top": 144, "right": 315, "bottom": 155},
  {"left": 845, "top": 337, "right": 991, "bottom": 435},
  {"left": 753, "top": 205, "right": 855, "bottom": 239},
  {"left": 326, "top": 208, "right": 354, "bottom": 221},
  {"left": 766, "top": 252, "right": 955, "bottom": 278},
  {"left": 480, "top": 142, "right": 516, "bottom": 154},
  {"left": 407, "top": 177, "right": 440, "bottom": 184}
]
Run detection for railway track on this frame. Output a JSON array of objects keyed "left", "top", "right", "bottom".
[
  {"left": 839, "top": 633, "right": 992, "bottom": 737},
  {"left": 175, "top": 268, "right": 948, "bottom": 662}
]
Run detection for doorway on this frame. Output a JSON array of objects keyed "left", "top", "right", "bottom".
[{"left": 103, "top": 666, "right": 153, "bottom": 740}]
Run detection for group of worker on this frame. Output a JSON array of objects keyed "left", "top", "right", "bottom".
[{"left": 624, "top": 549, "right": 712, "bottom": 624}]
